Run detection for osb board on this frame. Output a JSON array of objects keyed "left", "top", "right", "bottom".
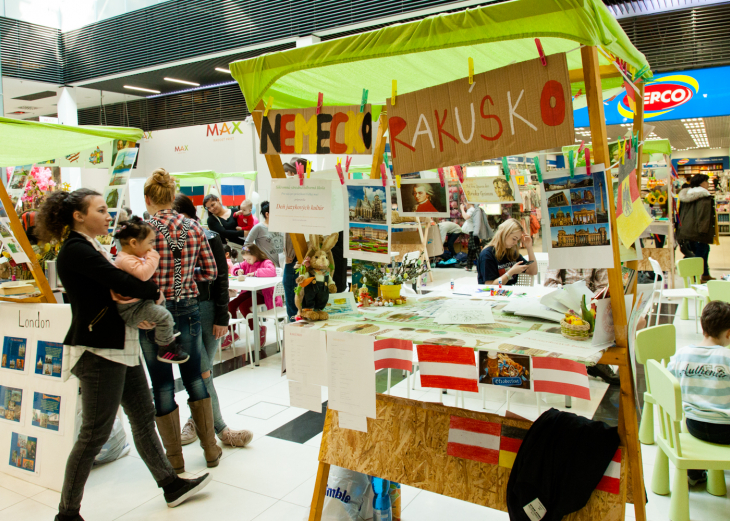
[
  {"left": 320, "top": 395, "right": 626, "bottom": 520},
  {"left": 636, "top": 247, "right": 671, "bottom": 271},
  {"left": 391, "top": 227, "right": 443, "bottom": 261}
]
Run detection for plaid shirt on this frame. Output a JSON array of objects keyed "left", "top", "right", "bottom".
[
  {"left": 544, "top": 269, "right": 609, "bottom": 293},
  {"left": 148, "top": 210, "right": 217, "bottom": 300}
]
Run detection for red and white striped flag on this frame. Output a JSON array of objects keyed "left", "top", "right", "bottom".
[
  {"left": 446, "top": 416, "right": 501, "bottom": 464},
  {"left": 532, "top": 357, "right": 591, "bottom": 400},
  {"left": 595, "top": 449, "right": 622, "bottom": 495},
  {"left": 374, "top": 339, "right": 413, "bottom": 372},
  {"left": 416, "top": 344, "right": 478, "bottom": 392}
]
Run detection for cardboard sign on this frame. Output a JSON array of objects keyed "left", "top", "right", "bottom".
[
  {"left": 260, "top": 104, "right": 373, "bottom": 155},
  {"left": 387, "top": 55, "right": 574, "bottom": 176}
]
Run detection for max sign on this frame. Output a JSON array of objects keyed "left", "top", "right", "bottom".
[
  {"left": 387, "top": 55, "right": 574, "bottom": 176},
  {"left": 260, "top": 104, "right": 372, "bottom": 155}
]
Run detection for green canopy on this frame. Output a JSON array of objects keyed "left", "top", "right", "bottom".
[
  {"left": 0, "top": 117, "right": 142, "bottom": 167},
  {"left": 230, "top": 0, "right": 650, "bottom": 110},
  {"left": 171, "top": 170, "right": 258, "bottom": 187},
  {"left": 642, "top": 139, "right": 672, "bottom": 157}
]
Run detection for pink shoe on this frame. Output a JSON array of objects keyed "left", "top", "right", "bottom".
[
  {"left": 221, "top": 334, "right": 233, "bottom": 349},
  {"left": 259, "top": 326, "right": 267, "bottom": 349}
]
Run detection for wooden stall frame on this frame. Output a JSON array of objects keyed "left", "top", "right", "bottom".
[{"left": 0, "top": 181, "right": 56, "bottom": 304}]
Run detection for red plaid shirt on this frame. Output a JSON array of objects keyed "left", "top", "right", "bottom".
[{"left": 148, "top": 210, "right": 217, "bottom": 300}]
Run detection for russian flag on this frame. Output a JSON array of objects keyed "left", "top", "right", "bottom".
[
  {"left": 221, "top": 184, "right": 246, "bottom": 206},
  {"left": 180, "top": 186, "right": 205, "bottom": 206}
]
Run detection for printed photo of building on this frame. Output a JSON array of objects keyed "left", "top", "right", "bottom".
[
  {"left": 348, "top": 186, "right": 386, "bottom": 223},
  {"left": 549, "top": 207, "right": 573, "bottom": 227},
  {"left": 552, "top": 225, "right": 609, "bottom": 248},
  {"left": 570, "top": 188, "right": 595, "bottom": 205},
  {"left": 547, "top": 190, "right": 569, "bottom": 208}
]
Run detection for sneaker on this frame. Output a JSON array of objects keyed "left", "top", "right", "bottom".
[
  {"left": 221, "top": 334, "right": 233, "bottom": 349},
  {"left": 165, "top": 474, "right": 212, "bottom": 508},
  {"left": 259, "top": 325, "right": 267, "bottom": 349},
  {"left": 587, "top": 364, "right": 620, "bottom": 386},
  {"left": 688, "top": 470, "right": 707, "bottom": 486},
  {"left": 218, "top": 427, "right": 253, "bottom": 447},
  {"left": 157, "top": 337, "right": 190, "bottom": 364},
  {"left": 180, "top": 417, "right": 198, "bottom": 446}
]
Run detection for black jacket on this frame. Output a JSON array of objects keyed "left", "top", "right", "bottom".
[
  {"left": 506, "top": 408, "right": 620, "bottom": 521},
  {"left": 677, "top": 186, "right": 715, "bottom": 244},
  {"left": 57, "top": 231, "right": 160, "bottom": 350},
  {"left": 196, "top": 230, "right": 230, "bottom": 327},
  {"left": 207, "top": 209, "right": 245, "bottom": 245}
]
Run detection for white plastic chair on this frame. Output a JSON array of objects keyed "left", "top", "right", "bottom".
[
  {"left": 223, "top": 311, "right": 256, "bottom": 368},
  {"left": 534, "top": 252, "right": 549, "bottom": 284},
  {"left": 647, "top": 257, "right": 701, "bottom": 332},
  {"left": 255, "top": 282, "right": 288, "bottom": 352}
]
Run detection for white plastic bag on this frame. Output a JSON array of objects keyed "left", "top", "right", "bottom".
[
  {"left": 322, "top": 466, "right": 373, "bottom": 521},
  {"left": 73, "top": 407, "right": 130, "bottom": 465}
]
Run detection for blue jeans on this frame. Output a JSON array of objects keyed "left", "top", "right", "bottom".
[
  {"left": 140, "top": 298, "right": 209, "bottom": 416},
  {"left": 197, "top": 299, "right": 226, "bottom": 434},
  {"left": 283, "top": 260, "right": 298, "bottom": 321}
]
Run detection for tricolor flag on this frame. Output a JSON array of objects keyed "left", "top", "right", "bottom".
[
  {"left": 498, "top": 424, "right": 529, "bottom": 469},
  {"left": 532, "top": 357, "right": 591, "bottom": 400},
  {"left": 595, "top": 449, "right": 622, "bottom": 495},
  {"left": 416, "top": 345, "right": 478, "bottom": 392},
  {"left": 446, "top": 416, "right": 501, "bottom": 464},
  {"left": 374, "top": 339, "right": 413, "bottom": 372},
  {"left": 221, "top": 184, "right": 246, "bottom": 206},
  {"left": 180, "top": 185, "right": 205, "bottom": 206}
]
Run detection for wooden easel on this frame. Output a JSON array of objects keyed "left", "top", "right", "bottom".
[{"left": 0, "top": 182, "right": 56, "bottom": 304}]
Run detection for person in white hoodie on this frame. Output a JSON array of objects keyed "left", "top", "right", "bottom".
[{"left": 676, "top": 174, "right": 716, "bottom": 282}]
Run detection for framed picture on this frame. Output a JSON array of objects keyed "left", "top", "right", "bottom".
[{"left": 396, "top": 179, "right": 449, "bottom": 217}]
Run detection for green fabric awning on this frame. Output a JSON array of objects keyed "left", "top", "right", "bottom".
[
  {"left": 171, "top": 171, "right": 258, "bottom": 186},
  {"left": 642, "top": 139, "right": 672, "bottom": 157},
  {"left": 0, "top": 117, "right": 143, "bottom": 167},
  {"left": 230, "top": 0, "right": 650, "bottom": 110}
]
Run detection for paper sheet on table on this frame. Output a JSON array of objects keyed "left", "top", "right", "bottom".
[
  {"left": 326, "top": 331, "right": 377, "bottom": 419},
  {"left": 284, "top": 325, "right": 328, "bottom": 386},
  {"left": 338, "top": 412, "right": 368, "bottom": 433},
  {"left": 508, "top": 330, "right": 611, "bottom": 358},
  {"left": 325, "top": 292, "right": 359, "bottom": 316},
  {"left": 418, "top": 297, "right": 495, "bottom": 317},
  {"left": 557, "top": 281, "right": 595, "bottom": 312},
  {"left": 435, "top": 305, "right": 495, "bottom": 324},
  {"left": 506, "top": 301, "right": 565, "bottom": 323},
  {"left": 288, "top": 381, "right": 322, "bottom": 413},
  {"left": 539, "top": 289, "right": 570, "bottom": 314}
]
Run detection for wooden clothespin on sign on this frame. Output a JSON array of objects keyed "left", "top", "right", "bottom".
[
  {"left": 379, "top": 163, "right": 387, "bottom": 187},
  {"left": 585, "top": 149, "right": 592, "bottom": 176},
  {"left": 396, "top": 175, "right": 401, "bottom": 188},
  {"left": 345, "top": 156, "right": 352, "bottom": 175},
  {"left": 392, "top": 80, "right": 397, "bottom": 107},
  {"left": 468, "top": 57, "right": 474, "bottom": 85},
  {"left": 383, "top": 152, "right": 391, "bottom": 175},
  {"left": 335, "top": 159, "right": 345, "bottom": 185},
  {"left": 306, "top": 160, "right": 312, "bottom": 178},
  {"left": 360, "top": 89, "right": 368, "bottom": 113},
  {"left": 568, "top": 150, "right": 575, "bottom": 178},
  {"left": 619, "top": 138, "right": 625, "bottom": 164},
  {"left": 532, "top": 156, "right": 543, "bottom": 183},
  {"left": 535, "top": 39, "right": 547, "bottom": 66},
  {"left": 296, "top": 161, "right": 304, "bottom": 186},
  {"left": 577, "top": 140, "right": 585, "bottom": 157},
  {"left": 501, "top": 157, "right": 511, "bottom": 182},
  {"left": 316, "top": 92, "right": 324, "bottom": 115},
  {"left": 455, "top": 165, "right": 464, "bottom": 183},
  {"left": 264, "top": 96, "right": 274, "bottom": 117},
  {"left": 437, "top": 167, "right": 445, "bottom": 187}
]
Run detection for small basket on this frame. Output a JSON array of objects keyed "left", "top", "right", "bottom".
[{"left": 560, "top": 319, "right": 592, "bottom": 341}]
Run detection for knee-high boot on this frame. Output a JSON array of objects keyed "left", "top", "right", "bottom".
[
  {"left": 188, "top": 398, "right": 222, "bottom": 467},
  {"left": 154, "top": 407, "right": 185, "bottom": 474}
]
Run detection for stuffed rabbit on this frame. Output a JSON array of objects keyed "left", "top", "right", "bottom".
[{"left": 295, "top": 233, "right": 339, "bottom": 320}]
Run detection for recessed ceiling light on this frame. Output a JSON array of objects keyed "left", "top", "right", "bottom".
[
  {"left": 164, "top": 77, "right": 200, "bottom": 86},
  {"left": 215, "top": 67, "right": 231, "bottom": 74},
  {"left": 124, "top": 85, "right": 161, "bottom": 94}
]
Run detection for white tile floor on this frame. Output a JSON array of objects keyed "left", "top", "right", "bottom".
[{"left": 4, "top": 240, "right": 730, "bottom": 521}]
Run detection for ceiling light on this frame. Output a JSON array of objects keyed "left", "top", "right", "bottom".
[
  {"left": 164, "top": 77, "right": 200, "bottom": 86},
  {"left": 215, "top": 67, "right": 231, "bottom": 74},
  {"left": 124, "top": 85, "right": 160, "bottom": 94}
]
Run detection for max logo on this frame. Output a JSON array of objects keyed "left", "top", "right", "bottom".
[
  {"left": 206, "top": 122, "right": 243, "bottom": 136},
  {"left": 618, "top": 75, "right": 698, "bottom": 120},
  {"left": 174, "top": 146, "right": 189, "bottom": 152}
]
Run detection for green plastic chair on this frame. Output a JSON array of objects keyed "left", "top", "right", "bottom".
[
  {"left": 647, "top": 360, "right": 730, "bottom": 521},
  {"left": 635, "top": 324, "right": 676, "bottom": 445},
  {"left": 707, "top": 280, "right": 730, "bottom": 303},
  {"left": 675, "top": 257, "right": 704, "bottom": 320}
]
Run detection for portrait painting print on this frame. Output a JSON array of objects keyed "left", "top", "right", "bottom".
[{"left": 396, "top": 179, "right": 449, "bottom": 217}]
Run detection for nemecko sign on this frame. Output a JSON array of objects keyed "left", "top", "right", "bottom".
[
  {"left": 260, "top": 104, "right": 373, "bottom": 155},
  {"left": 387, "top": 55, "right": 574, "bottom": 176}
]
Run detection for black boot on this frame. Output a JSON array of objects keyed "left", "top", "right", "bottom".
[{"left": 587, "top": 364, "right": 620, "bottom": 386}]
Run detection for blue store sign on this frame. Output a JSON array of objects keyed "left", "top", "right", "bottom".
[{"left": 574, "top": 65, "right": 730, "bottom": 127}]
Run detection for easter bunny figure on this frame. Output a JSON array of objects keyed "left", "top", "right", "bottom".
[{"left": 295, "top": 233, "right": 339, "bottom": 320}]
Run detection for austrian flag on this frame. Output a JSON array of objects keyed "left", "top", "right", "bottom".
[
  {"left": 447, "top": 416, "right": 501, "bottom": 465},
  {"left": 416, "top": 344, "right": 478, "bottom": 392},
  {"left": 532, "top": 357, "right": 591, "bottom": 400},
  {"left": 374, "top": 339, "right": 413, "bottom": 372},
  {"left": 595, "top": 449, "right": 622, "bottom": 495}
]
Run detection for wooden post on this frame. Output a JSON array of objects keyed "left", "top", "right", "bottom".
[
  {"left": 582, "top": 45, "right": 647, "bottom": 521},
  {"left": 308, "top": 461, "right": 331, "bottom": 521},
  {"left": 369, "top": 110, "right": 388, "bottom": 180},
  {"left": 665, "top": 154, "right": 676, "bottom": 289}
]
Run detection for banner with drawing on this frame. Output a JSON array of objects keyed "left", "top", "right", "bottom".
[{"left": 344, "top": 180, "right": 391, "bottom": 262}]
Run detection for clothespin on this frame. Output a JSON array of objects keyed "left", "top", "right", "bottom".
[
  {"left": 626, "top": 138, "right": 631, "bottom": 160},
  {"left": 392, "top": 80, "right": 397, "bottom": 107},
  {"left": 316, "top": 92, "right": 324, "bottom": 115},
  {"left": 568, "top": 150, "right": 575, "bottom": 178},
  {"left": 585, "top": 149, "right": 591, "bottom": 176},
  {"left": 455, "top": 165, "right": 464, "bottom": 183},
  {"left": 633, "top": 65, "right": 650, "bottom": 82},
  {"left": 577, "top": 140, "right": 585, "bottom": 157},
  {"left": 396, "top": 175, "right": 401, "bottom": 188},
  {"left": 501, "top": 157, "right": 510, "bottom": 182},
  {"left": 619, "top": 138, "right": 625, "bottom": 164},
  {"left": 535, "top": 39, "right": 547, "bottom": 66},
  {"left": 360, "top": 89, "right": 368, "bottom": 113},
  {"left": 468, "top": 57, "right": 474, "bottom": 85},
  {"left": 263, "top": 96, "right": 274, "bottom": 117},
  {"left": 345, "top": 156, "right": 352, "bottom": 175},
  {"left": 574, "top": 88, "right": 582, "bottom": 98},
  {"left": 335, "top": 161, "right": 345, "bottom": 185},
  {"left": 296, "top": 162, "right": 304, "bottom": 186},
  {"left": 306, "top": 160, "right": 312, "bottom": 178},
  {"left": 437, "top": 167, "right": 445, "bottom": 187},
  {"left": 379, "top": 162, "right": 387, "bottom": 187},
  {"left": 383, "top": 152, "right": 390, "bottom": 173},
  {"left": 532, "top": 156, "right": 543, "bottom": 183}
]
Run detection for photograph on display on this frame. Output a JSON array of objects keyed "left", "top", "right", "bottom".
[
  {"left": 32, "top": 392, "right": 61, "bottom": 432},
  {"left": 0, "top": 220, "right": 12, "bottom": 238},
  {"left": 478, "top": 351, "right": 531, "bottom": 390},
  {"left": 111, "top": 143, "right": 138, "bottom": 169},
  {"left": 4, "top": 238, "right": 30, "bottom": 264},
  {"left": 1, "top": 337, "right": 27, "bottom": 372},
  {"left": 396, "top": 179, "right": 449, "bottom": 217},
  {"left": 345, "top": 180, "right": 391, "bottom": 263},
  {"left": 540, "top": 166, "right": 615, "bottom": 269},
  {"left": 460, "top": 175, "right": 522, "bottom": 205},
  {"left": 35, "top": 341, "right": 63, "bottom": 379},
  {"left": 8, "top": 165, "right": 31, "bottom": 190},
  {"left": 103, "top": 187, "right": 121, "bottom": 209},
  {"left": 0, "top": 203, "right": 7, "bottom": 218},
  {"left": 0, "top": 385, "right": 22, "bottom": 423},
  {"left": 8, "top": 432, "right": 37, "bottom": 473}
]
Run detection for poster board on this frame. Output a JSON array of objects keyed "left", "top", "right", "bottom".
[
  {"left": 0, "top": 302, "right": 78, "bottom": 491},
  {"left": 460, "top": 175, "right": 522, "bottom": 205},
  {"left": 269, "top": 177, "right": 345, "bottom": 235},
  {"left": 344, "top": 179, "right": 392, "bottom": 263},
  {"left": 386, "top": 55, "right": 574, "bottom": 176}
]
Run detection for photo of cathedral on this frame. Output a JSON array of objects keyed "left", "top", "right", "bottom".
[{"left": 347, "top": 185, "right": 386, "bottom": 224}]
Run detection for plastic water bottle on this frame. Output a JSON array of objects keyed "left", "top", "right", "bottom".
[{"left": 371, "top": 477, "right": 392, "bottom": 521}]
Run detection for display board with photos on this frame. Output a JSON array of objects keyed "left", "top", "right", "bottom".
[
  {"left": 97, "top": 146, "right": 139, "bottom": 247},
  {"left": 344, "top": 179, "right": 392, "bottom": 263}
]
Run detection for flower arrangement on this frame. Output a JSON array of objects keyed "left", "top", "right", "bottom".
[
  {"left": 21, "top": 166, "right": 56, "bottom": 209},
  {"left": 357, "top": 257, "right": 430, "bottom": 287}
]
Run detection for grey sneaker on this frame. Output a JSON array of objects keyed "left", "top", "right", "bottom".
[
  {"left": 218, "top": 427, "right": 253, "bottom": 447},
  {"left": 180, "top": 417, "right": 198, "bottom": 446}
]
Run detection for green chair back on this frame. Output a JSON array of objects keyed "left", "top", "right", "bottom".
[
  {"left": 646, "top": 359, "right": 684, "bottom": 456},
  {"left": 635, "top": 324, "right": 676, "bottom": 366},
  {"left": 707, "top": 280, "right": 730, "bottom": 303},
  {"left": 676, "top": 257, "right": 704, "bottom": 289}
]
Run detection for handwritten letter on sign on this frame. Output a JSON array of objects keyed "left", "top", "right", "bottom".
[
  {"left": 260, "top": 104, "right": 373, "bottom": 155},
  {"left": 387, "top": 55, "right": 574, "bottom": 176}
]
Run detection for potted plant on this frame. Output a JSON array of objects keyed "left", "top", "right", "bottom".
[{"left": 356, "top": 257, "right": 430, "bottom": 300}]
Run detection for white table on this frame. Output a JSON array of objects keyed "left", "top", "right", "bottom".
[
  {"left": 228, "top": 276, "right": 283, "bottom": 366},
  {"left": 426, "top": 279, "right": 554, "bottom": 299}
]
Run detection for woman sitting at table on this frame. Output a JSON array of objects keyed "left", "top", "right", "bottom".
[
  {"left": 204, "top": 194, "right": 245, "bottom": 247},
  {"left": 227, "top": 244, "right": 283, "bottom": 355},
  {"left": 477, "top": 218, "right": 537, "bottom": 285}
]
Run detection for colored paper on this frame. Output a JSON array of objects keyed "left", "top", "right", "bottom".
[
  {"left": 0, "top": 385, "right": 22, "bottom": 424},
  {"left": 498, "top": 424, "right": 528, "bottom": 469},
  {"left": 180, "top": 185, "right": 205, "bottom": 206},
  {"left": 532, "top": 356, "right": 591, "bottom": 400},
  {"left": 34, "top": 340, "right": 63, "bottom": 379},
  {"left": 220, "top": 184, "right": 246, "bottom": 206},
  {"left": 615, "top": 155, "right": 652, "bottom": 248},
  {"left": 326, "top": 331, "right": 377, "bottom": 419},
  {"left": 595, "top": 449, "right": 622, "bottom": 495},
  {"left": 32, "top": 392, "right": 61, "bottom": 432},
  {"left": 416, "top": 344, "right": 478, "bottom": 392},
  {"left": 446, "top": 416, "right": 501, "bottom": 464},
  {"left": 373, "top": 339, "right": 413, "bottom": 372},
  {"left": 8, "top": 432, "right": 38, "bottom": 473},
  {"left": 1, "top": 336, "right": 27, "bottom": 372}
]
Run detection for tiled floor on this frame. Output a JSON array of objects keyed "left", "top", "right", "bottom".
[{"left": 4, "top": 239, "right": 730, "bottom": 520}]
